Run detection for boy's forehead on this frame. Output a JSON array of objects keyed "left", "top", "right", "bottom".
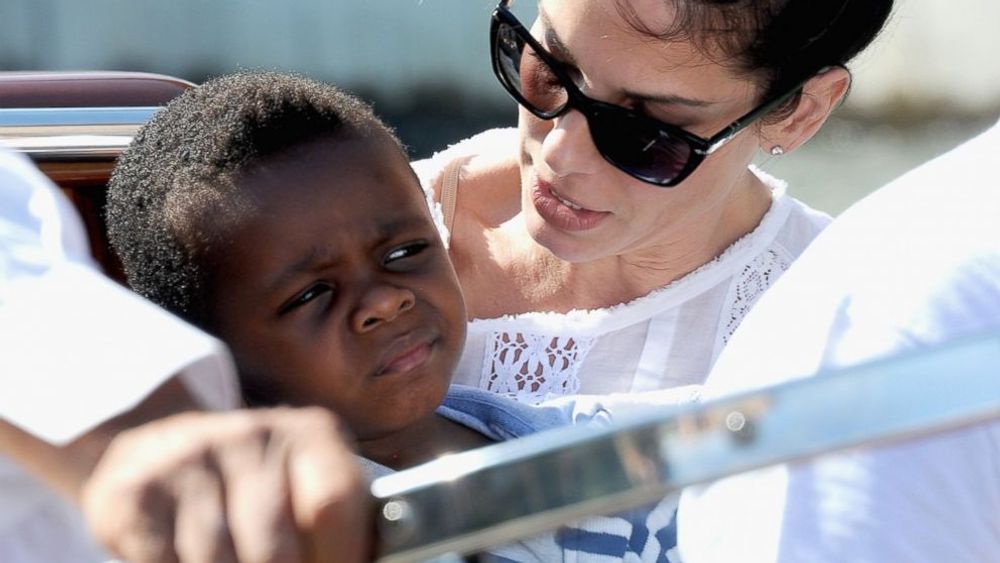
[
  {"left": 192, "top": 133, "right": 425, "bottom": 244},
  {"left": 207, "top": 143, "right": 439, "bottom": 294},
  {"left": 267, "top": 210, "right": 435, "bottom": 285},
  {"left": 236, "top": 133, "right": 412, "bottom": 194},
  {"left": 237, "top": 134, "right": 431, "bottom": 224}
]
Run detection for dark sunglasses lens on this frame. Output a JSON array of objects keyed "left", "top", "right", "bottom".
[
  {"left": 494, "top": 21, "right": 567, "bottom": 116},
  {"left": 589, "top": 109, "right": 692, "bottom": 185}
]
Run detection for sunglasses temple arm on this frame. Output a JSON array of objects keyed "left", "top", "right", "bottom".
[{"left": 703, "top": 81, "right": 808, "bottom": 155}]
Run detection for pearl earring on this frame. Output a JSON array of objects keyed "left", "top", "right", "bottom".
[{"left": 770, "top": 145, "right": 785, "bottom": 156}]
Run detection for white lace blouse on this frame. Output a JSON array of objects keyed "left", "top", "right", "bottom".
[{"left": 414, "top": 128, "right": 831, "bottom": 404}]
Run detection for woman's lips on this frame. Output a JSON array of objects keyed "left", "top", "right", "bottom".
[{"left": 531, "top": 179, "right": 610, "bottom": 232}]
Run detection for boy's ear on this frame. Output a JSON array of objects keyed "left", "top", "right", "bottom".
[{"left": 762, "top": 66, "right": 852, "bottom": 154}]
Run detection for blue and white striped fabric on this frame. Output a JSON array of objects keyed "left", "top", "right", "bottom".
[
  {"left": 553, "top": 496, "right": 681, "bottom": 562},
  {"left": 432, "top": 385, "right": 697, "bottom": 562}
]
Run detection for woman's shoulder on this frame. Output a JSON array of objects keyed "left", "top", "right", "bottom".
[
  {"left": 769, "top": 190, "right": 833, "bottom": 259},
  {"left": 747, "top": 165, "right": 832, "bottom": 256},
  {"left": 413, "top": 128, "right": 519, "bottom": 200},
  {"left": 416, "top": 129, "right": 523, "bottom": 235}
]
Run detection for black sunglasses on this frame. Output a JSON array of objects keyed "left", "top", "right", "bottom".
[{"left": 490, "top": 0, "right": 806, "bottom": 187}]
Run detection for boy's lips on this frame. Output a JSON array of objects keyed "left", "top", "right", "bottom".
[{"left": 374, "top": 331, "right": 437, "bottom": 377}]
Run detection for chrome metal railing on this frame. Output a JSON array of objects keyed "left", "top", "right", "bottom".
[
  {"left": 0, "top": 106, "right": 158, "bottom": 160},
  {"left": 372, "top": 331, "right": 1000, "bottom": 562}
]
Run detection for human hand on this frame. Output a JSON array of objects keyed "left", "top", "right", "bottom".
[{"left": 82, "top": 406, "right": 370, "bottom": 563}]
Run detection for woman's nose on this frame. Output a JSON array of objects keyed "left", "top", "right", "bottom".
[
  {"left": 538, "top": 108, "right": 602, "bottom": 178},
  {"left": 350, "top": 284, "right": 416, "bottom": 333}
]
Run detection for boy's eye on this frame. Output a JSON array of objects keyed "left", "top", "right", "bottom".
[
  {"left": 383, "top": 241, "right": 429, "bottom": 265},
  {"left": 279, "top": 282, "right": 334, "bottom": 316}
]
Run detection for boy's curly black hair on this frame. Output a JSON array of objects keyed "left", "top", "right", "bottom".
[{"left": 107, "top": 71, "right": 401, "bottom": 326}]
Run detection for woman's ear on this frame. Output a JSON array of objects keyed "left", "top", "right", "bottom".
[{"left": 763, "top": 66, "right": 851, "bottom": 154}]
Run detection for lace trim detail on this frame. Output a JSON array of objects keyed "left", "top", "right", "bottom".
[
  {"left": 480, "top": 331, "right": 595, "bottom": 404},
  {"left": 719, "top": 247, "right": 793, "bottom": 349}
]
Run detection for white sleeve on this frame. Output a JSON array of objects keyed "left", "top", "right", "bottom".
[
  {"left": 0, "top": 149, "right": 240, "bottom": 444},
  {"left": 677, "top": 120, "right": 1000, "bottom": 563}
]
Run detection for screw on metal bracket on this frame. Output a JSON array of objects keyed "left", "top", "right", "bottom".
[{"left": 725, "top": 410, "right": 755, "bottom": 444}]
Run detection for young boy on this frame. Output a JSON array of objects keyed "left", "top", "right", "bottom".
[{"left": 107, "top": 72, "right": 692, "bottom": 561}]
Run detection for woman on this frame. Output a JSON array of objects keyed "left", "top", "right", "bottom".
[{"left": 415, "top": 0, "right": 894, "bottom": 403}]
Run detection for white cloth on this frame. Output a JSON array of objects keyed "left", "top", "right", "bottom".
[
  {"left": 0, "top": 148, "right": 240, "bottom": 562},
  {"left": 414, "top": 128, "right": 831, "bottom": 403},
  {"left": 677, "top": 119, "right": 1000, "bottom": 562}
]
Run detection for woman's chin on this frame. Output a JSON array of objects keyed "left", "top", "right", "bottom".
[{"left": 523, "top": 210, "right": 617, "bottom": 264}]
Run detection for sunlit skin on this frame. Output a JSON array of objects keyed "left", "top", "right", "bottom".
[
  {"left": 519, "top": 1, "right": 768, "bottom": 260},
  {"left": 203, "top": 134, "right": 490, "bottom": 470},
  {"left": 441, "top": 0, "right": 849, "bottom": 319}
]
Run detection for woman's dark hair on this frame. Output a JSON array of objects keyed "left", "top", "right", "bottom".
[
  {"left": 107, "top": 71, "right": 401, "bottom": 326},
  {"left": 619, "top": 0, "right": 894, "bottom": 102}
]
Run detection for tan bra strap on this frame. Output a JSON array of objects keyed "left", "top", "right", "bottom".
[{"left": 440, "top": 155, "right": 469, "bottom": 235}]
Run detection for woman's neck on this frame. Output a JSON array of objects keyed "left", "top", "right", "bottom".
[
  {"left": 450, "top": 155, "right": 774, "bottom": 317},
  {"left": 609, "top": 171, "right": 775, "bottom": 298},
  {"left": 356, "top": 413, "right": 492, "bottom": 471}
]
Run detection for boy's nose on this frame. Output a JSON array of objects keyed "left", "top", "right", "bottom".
[{"left": 351, "top": 284, "right": 416, "bottom": 332}]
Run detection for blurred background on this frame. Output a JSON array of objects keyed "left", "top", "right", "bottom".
[{"left": 2, "top": 0, "right": 998, "bottom": 215}]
